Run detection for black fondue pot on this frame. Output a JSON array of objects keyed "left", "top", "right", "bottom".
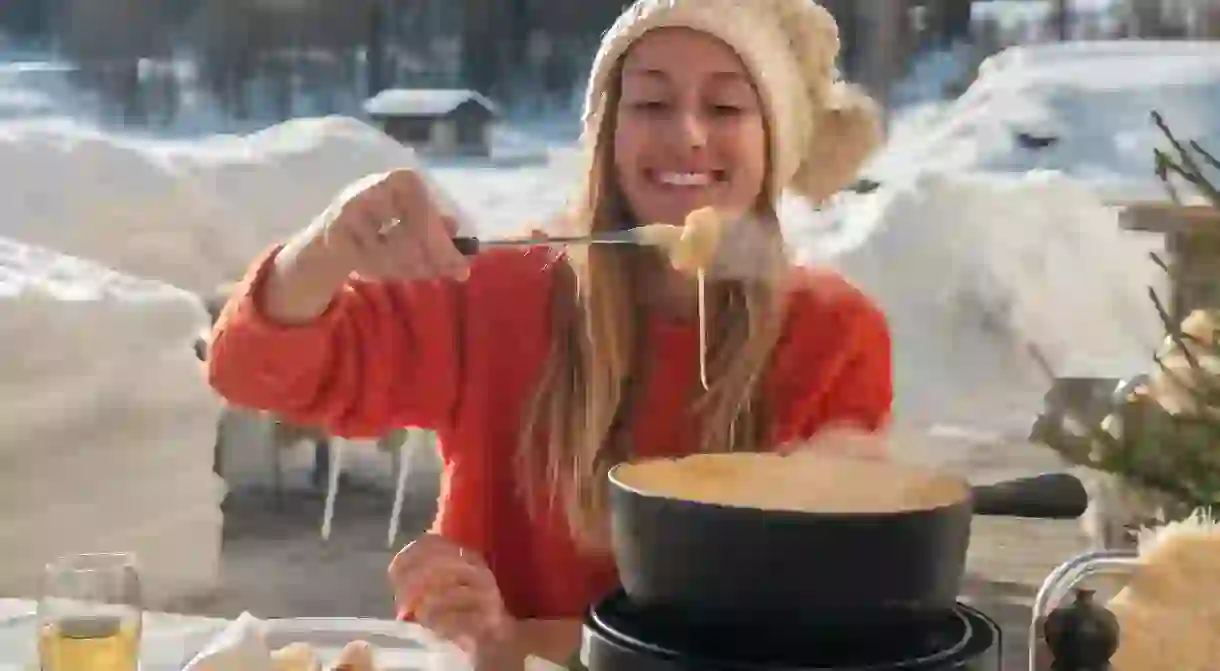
[{"left": 608, "top": 455, "right": 1087, "bottom": 638}]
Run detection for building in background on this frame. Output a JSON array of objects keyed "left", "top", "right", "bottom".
[{"left": 364, "top": 87, "right": 498, "bottom": 156}]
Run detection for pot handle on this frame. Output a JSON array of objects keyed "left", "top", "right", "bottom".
[
  {"left": 1027, "top": 550, "right": 1139, "bottom": 671},
  {"left": 969, "top": 472, "right": 1088, "bottom": 519}
]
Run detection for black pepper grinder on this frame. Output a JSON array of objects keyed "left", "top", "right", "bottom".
[{"left": 1042, "top": 588, "right": 1121, "bottom": 671}]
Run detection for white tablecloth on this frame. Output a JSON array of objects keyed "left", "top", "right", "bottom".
[
  {"left": 0, "top": 597, "right": 253, "bottom": 670},
  {"left": 0, "top": 599, "right": 567, "bottom": 671}
]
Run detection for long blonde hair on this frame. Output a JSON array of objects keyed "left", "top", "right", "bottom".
[{"left": 517, "top": 70, "right": 789, "bottom": 549}]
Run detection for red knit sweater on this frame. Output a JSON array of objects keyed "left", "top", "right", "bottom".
[{"left": 207, "top": 245, "right": 892, "bottom": 620}]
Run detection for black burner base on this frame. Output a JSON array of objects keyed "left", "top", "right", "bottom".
[{"left": 580, "top": 590, "right": 1001, "bottom": 671}]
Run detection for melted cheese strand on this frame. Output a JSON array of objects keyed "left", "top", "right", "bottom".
[{"left": 698, "top": 268, "right": 709, "bottom": 390}]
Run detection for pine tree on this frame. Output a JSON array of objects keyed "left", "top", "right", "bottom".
[{"left": 1043, "top": 112, "right": 1220, "bottom": 519}]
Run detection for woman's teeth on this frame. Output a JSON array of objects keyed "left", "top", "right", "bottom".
[{"left": 657, "top": 171, "right": 713, "bottom": 187}]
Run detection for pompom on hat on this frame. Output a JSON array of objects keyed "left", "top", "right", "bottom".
[{"left": 581, "top": 0, "right": 884, "bottom": 205}]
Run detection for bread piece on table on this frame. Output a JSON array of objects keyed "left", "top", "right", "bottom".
[
  {"left": 271, "top": 642, "right": 321, "bottom": 671},
  {"left": 330, "top": 640, "right": 377, "bottom": 671}
]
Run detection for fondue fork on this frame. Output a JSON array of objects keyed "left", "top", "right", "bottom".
[
  {"left": 450, "top": 229, "right": 657, "bottom": 255},
  {"left": 377, "top": 218, "right": 682, "bottom": 255}
]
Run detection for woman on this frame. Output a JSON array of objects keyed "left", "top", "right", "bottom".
[{"left": 207, "top": 0, "right": 888, "bottom": 665}]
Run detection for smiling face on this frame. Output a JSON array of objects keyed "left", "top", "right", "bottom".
[{"left": 613, "top": 27, "right": 769, "bottom": 228}]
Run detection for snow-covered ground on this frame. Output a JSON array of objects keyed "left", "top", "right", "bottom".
[{"left": 1, "top": 39, "right": 1219, "bottom": 599}]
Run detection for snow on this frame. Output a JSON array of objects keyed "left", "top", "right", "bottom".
[
  {"left": 803, "top": 40, "right": 1220, "bottom": 434},
  {"left": 870, "top": 41, "right": 1220, "bottom": 201},
  {"left": 826, "top": 171, "right": 1165, "bottom": 433},
  {"left": 0, "top": 116, "right": 422, "bottom": 293},
  {"left": 363, "top": 88, "right": 499, "bottom": 117},
  {"left": 0, "top": 237, "right": 223, "bottom": 605}
]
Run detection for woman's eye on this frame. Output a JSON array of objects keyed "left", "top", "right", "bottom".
[
  {"left": 628, "top": 100, "right": 668, "bottom": 112},
  {"left": 710, "top": 103, "right": 744, "bottom": 115}
]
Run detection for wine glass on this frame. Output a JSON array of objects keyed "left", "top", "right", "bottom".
[{"left": 36, "top": 552, "right": 142, "bottom": 671}]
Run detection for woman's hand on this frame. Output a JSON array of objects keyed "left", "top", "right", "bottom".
[
  {"left": 265, "top": 169, "right": 472, "bottom": 324},
  {"left": 388, "top": 534, "right": 518, "bottom": 667}
]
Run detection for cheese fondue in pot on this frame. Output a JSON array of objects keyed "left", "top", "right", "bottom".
[{"left": 612, "top": 452, "right": 970, "bottom": 514}]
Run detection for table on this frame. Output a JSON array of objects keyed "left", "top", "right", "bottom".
[
  {"left": 1117, "top": 201, "right": 1220, "bottom": 325},
  {"left": 0, "top": 598, "right": 227, "bottom": 670},
  {"left": 0, "top": 598, "right": 580, "bottom": 670}
]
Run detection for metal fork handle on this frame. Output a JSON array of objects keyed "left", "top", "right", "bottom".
[{"left": 451, "top": 231, "right": 642, "bottom": 256}]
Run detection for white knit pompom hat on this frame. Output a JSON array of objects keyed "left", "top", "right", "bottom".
[{"left": 581, "top": 0, "right": 883, "bottom": 205}]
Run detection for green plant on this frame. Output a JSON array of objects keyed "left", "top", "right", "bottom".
[{"left": 1041, "top": 112, "right": 1220, "bottom": 516}]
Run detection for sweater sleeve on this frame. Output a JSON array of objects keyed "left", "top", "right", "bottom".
[
  {"left": 770, "top": 270, "right": 894, "bottom": 445},
  {"left": 206, "top": 245, "right": 464, "bottom": 437},
  {"left": 815, "top": 300, "right": 892, "bottom": 432}
]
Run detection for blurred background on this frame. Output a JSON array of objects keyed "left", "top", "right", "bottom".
[{"left": 0, "top": 0, "right": 1216, "bottom": 131}]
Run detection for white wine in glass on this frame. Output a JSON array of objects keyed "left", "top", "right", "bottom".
[{"left": 37, "top": 553, "right": 142, "bottom": 671}]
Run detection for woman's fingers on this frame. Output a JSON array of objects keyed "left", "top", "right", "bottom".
[
  {"left": 391, "top": 535, "right": 489, "bottom": 584},
  {"left": 390, "top": 533, "right": 451, "bottom": 572},
  {"left": 383, "top": 171, "right": 470, "bottom": 280},
  {"left": 390, "top": 536, "right": 499, "bottom": 611},
  {"left": 440, "top": 214, "right": 460, "bottom": 237},
  {"left": 343, "top": 188, "right": 404, "bottom": 280},
  {"left": 414, "top": 584, "right": 505, "bottom": 646},
  {"left": 396, "top": 556, "right": 495, "bottom": 610},
  {"left": 419, "top": 213, "right": 471, "bottom": 280},
  {"left": 329, "top": 169, "right": 471, "bottom": 282},
  {"left": 436, "top": 214, "right": 475, "bottom": 278},
  {"left": 291, "top": 167, "right": 473, "bottom": 293},
  {"left": 388, "top": 538, "right": 510, "bottom": 650},
  {"left": 381, "top": 171, "right": 447, "bottom": 279}
]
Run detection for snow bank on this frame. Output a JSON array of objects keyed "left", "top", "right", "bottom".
[
  {"left": 818, "top": 171, "right": 1165, "bottom": 435},
  {"left": 872, "top": 41, "right": 1220, "bottom": 200},
  {"left": 778, "top": 41, "right": 1220, "bottom": 434},
  {"left": 0, "top": 115, "right": 420, "bottom": 293},
  {"left": 0, "top": 236, "right": 223, "bottom": 606}
]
